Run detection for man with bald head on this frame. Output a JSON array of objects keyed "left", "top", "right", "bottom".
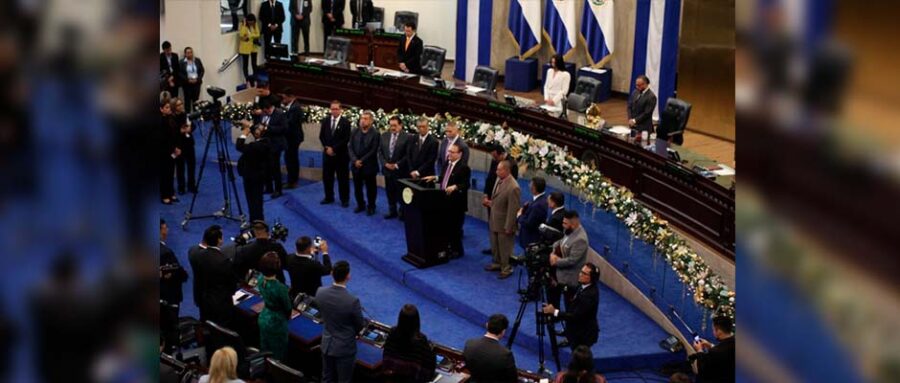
[
  {"left": 485, "top": 160, "right": 520, "bottom": 279},
  {"left": 627, "top": 75, "right": 657, "bottom": 133}
]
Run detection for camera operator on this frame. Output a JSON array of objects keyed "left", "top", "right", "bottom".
[
  {"left": 237, "top": 122, "right": 271, "bottom": 221},
  {"left": 285, "top": 236, "right": 332, "bottom": 298},
  {"left": 548, "top": 210, "right": 589, "bottom": 310},
  {"left": 688, "top": 316, "right": 735, "bottom": 383},
  {"left": 542, "top": 263, "right": 600, "bottom": 350},
  {"left": 258, "top": 96, "right": 288, "bottom": 198},
  {"left": 234, "top": 221, "right": 288, "bottom": 283}
]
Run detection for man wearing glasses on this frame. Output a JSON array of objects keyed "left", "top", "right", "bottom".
[
  {"left": 543, "top": 263, "right": 601, "bottom": 350},
  {"left": 424, "top": 143, "right": 470, "bottom": 259}
]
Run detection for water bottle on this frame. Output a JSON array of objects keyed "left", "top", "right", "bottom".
[{"left": 369, "top": 60, "right": 374, "bottom": 72}]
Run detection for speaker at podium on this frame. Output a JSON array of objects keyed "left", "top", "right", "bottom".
[{"left": 398, "top": 178, "right": 450, "bottom": 268}]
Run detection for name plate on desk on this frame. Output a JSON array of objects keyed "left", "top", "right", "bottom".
[
  {"left": 359, "top": 72, "right": 385, "bottom": 82},
  {"left": 430, "top": 88, "right": 457, "bottom": 98},
  {"left": 488, "top": 101, "right": 515, "bottom": 114},
  {"left": 574, "top": 125, "right": 600, "bottom": 140},
  {"left": 293, "top": 63, "right": 326, "bottom": 73},
  {"left": 374, "top": 31, "right": 404, "bottom": 39},
  {"left": 336, "top": 28, "right": 366, "bottom": 36}
]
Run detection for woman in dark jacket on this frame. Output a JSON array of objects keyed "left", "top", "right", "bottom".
[{"left": 381, "top": 304, "right": 436, "bottom": 382}]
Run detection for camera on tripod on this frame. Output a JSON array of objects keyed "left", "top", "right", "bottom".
[
  {"left": 232, "top": 219, "right": 289, "bottom": 245},
  {"left": 186, "top": 86, "right": 226, "bottom": 121}
]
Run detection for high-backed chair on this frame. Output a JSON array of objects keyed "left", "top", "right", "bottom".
[
  {"left": 658, "top": 98, "right": 692, "bottom": 145},
  {"left": 566, "top": 77, "right": 602, "bottom": 113},
  {"left": 324, "top": 36, "right": 351, "bottom": 63},
  {"left": 420, "top": 46, "right": 447, "bottom": 78},
  {"left": 472, "top": 65, "right": 500, "bottom": 92},
  {"left": 266, "top": 358, "right": 306, "bottom": 383},
  {"left": 393, "top": 11, "right": 419, "bottom": 30},
  {"left": 205, "top": 320, "right": 270, "bottom": 379},
  {"left": 373, "top": 7, "right": 385, "bottom": 23}
]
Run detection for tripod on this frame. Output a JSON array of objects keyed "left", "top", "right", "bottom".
[
  {"left": 182, "top": 104, "right": 246, "bottom": 229},
  {"left": 506, "top": 269, "right": 562, "bottom": 375}
]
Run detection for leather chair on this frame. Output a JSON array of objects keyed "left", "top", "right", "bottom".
[
  {"left": 566, "top": 77, "right": 602, "bottom": 113},
  {"left": 266, "top": 357, "right": 306, "bottom": 382},
  {"left": 658, "top": 98, "right": 691, "bottom": 145},
  {"left": 204, "top": 320, "right": 271, "bottom": 380},
  {"left": 420, "top": 46, "right": 447, "bottom": 78},
  {"left": 373, "top": 7, "right": 385, "bottom": 23},
  {"left": 324, "top": 36, "right": 351, "bottom": 63},
  {"left": 472, "top": 65, "right": 499, "bottom": 92},
  {"left": 393, "top": 11, "right": 419, "bottom": 30}
]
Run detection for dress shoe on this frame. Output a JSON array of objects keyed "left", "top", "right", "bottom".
[
  {"left": 384, "top": 212, "right": 398, "bottom": 219},
  {"left": 484, "top": 264, "right": 501, "bottom": 272},
  {"left": 341, "top": 202, "right": 350, "bottom": 208},
  {"left": 498, "top": 270, "right": 513, "bottom": 279},
  {"left": 481, "top": 248, "right": 492, "bottom": 255},
  {"left": 354, "top": 206, "right": 366, "bottom": 213},
  {"left": 366, "top": 208, "right": 376, "bottom": 216},
  {"left": 284, "top": 182, "right": 299, "bottom": 190},
  {"left": 320, "top": 198, "right": 334, "bottom": 205},
  {"left": 557, "top": 339, "right": 570, "bottom": 348},
  {"left": 271, "top": 191, "right": 283, "bottom": 199}
]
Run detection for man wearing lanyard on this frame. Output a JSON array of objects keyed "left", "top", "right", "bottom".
[{"left": 178, "top": 47, "right": 204, "bottom": 113}]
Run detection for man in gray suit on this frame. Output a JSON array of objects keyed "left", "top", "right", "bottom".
[
  {"left": 484, "top": 160, "right": 520, "bottom": 279},
  {"left": 627, "top": 74, "right": 657, "bottom": 133},
  {"left": 436, "top": 121, "right": 469, "bottom": 176},
  {"left": 314, "top": 261, "right": 366, "bottom": 383},
  {"left": 379, "top": 116, "right": 411, "bottom": 219},
  {"left": 549, "top": 210, "right": 589, "bottom": 310},
  {"left": 462, "top": 314, "right": 518, "bottom": 383},
  {"left": 348, "top": 110, "right": 381, "bottom": 215}
]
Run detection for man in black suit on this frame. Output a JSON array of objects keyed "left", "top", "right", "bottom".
[
  {"left": 160, "top": 41, "right": 179, "bottom": 95},
  {"left": 237, "top": 123, "right": 271, "bottom": 222},
  {"left": 545, "top": 191, "right": 566, "bottom": 233},
  {"left": 319, "top": 100, "right": 352, "bottom": 206},
  {"left": 313, "top": 261, "right": 366, "bottom": 383},
  {"left": 188, "top": 226, "right": 217, "bottom": 321},
  {"left": 517, "top": 177, "right": 548, "bottom": 249},
  {"left": 322, "top": 0, "right": 346, "bottom": 48},
  {"left": 178, "top": 47, "right": 205, "bottom": 113},
  {"left": 480, "top": 144, "right": 518, "bottom": 254},
  {"left": 234, "top": 221, "right": 289, "bottom": 283},
  {"left": 689, "top": 316, "right": 735, "bottom": 383},
  {"left": 196, "top": 227, "right": 238, "bottom": 328},
  {"left": 627, "top": 74, "right": 657, "bottom": 133},
  {"left": 160, "top": 219, "right": 188, "bottom": 352},
  {"left": 349, "top": 110, "right": 381, "bottom": 215},
  {"left": 425, "top": 143, "right": 470, "bottom": 258},
  {"left": 259, "top": 96, "right": 288, "bottom": 197},
  {"left": 397, "top": 22, "right": 423, "bottom": 74},
  {"left": 349, "top": 0, "right": 374, "bottom": 28},
  {"left": 407, "top": 118, "right": 438, "bottom": 179},
  {"left": 280, "top": 89, "right": 305, "bottom": 189},
  {"left": 286, "top": 236, "right": 332, "bottom": 298},
  {"left": 259, "top": 0, "right": 286, "bottom": 49},
  {"left": 289, "top": 0, "right": 312, "bottom": 55},
  {"left": 463, "top": 314, "right": 518, "bottom": 383},
  {"left": 436, "top": 121, "right": 470, "bottom": 176},
  {"left": 543, "top": 263, "right": 600, "bottom": 350},
  {"left": 378, "top": 116, "right": 411, "bottom": 219}
]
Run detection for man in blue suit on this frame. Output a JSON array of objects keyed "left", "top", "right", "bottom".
[
  {"left": 517, "top": 177, "right": 548, "bottom": 249},
  {"left": 314, "top": 261, "right": 366, "bottom": 383}
]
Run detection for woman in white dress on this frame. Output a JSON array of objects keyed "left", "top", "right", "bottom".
[{"left": 543, "top": 54, "right": 571, "bottom": 107}]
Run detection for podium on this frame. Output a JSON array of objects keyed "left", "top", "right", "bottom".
[{"left": 399, "top": 179, "right": 450, "bottom": 268}]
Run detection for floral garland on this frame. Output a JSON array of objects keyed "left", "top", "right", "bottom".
[{"left": 295, "top": 106, "right": 736, "bottom": 318}]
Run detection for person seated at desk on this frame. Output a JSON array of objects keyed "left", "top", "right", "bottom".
[
  {"left": 552, "top": 345, "right": 607, "bottom": 383},
  {"left": 397, "top": 22, "right": 423, "bottom": 74},
  {"left": 463, "top": 314, "right": 518, "bottom": 383},
  {"left": 199, "top": 347, "right": 245, "bottom": 383},
  {"left": 381, "top": 304, "right": 437, "bottom": 382},
  {"left": 543, "top": 54, "right": 571, "bottom": 107}
]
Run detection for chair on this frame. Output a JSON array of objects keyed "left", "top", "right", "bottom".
[
  {"left": 265, "top": 43, "right": 289, "bottom": 61},
  {"left": 373, "top": 7, "right": 385, "bottom": 23},
  {"left": 205, "top": 320, "right": 271, "bottom": 380},
  {"left": 266, "top": 357, "right": 307, "bottom": 383},
  {"left": 566, "top": 77, "right": 602, "bottom": 113},
  {"left": 393, "top": 11, "right": 419, "bottom": 30},
  {"left": 420, "top": 46, "right": 447, "bottom": 78},
  {"left": 324, "top": 36, "right": 351, "bottom": 63},
  {"left": 658, "top": 98, "right": 691, "bottom": 145},
  {"left": 472, "top": 65, "right": 499, "bottom": 92}
]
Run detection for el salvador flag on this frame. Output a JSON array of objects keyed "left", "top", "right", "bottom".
[
  {"left": 631, "top": 0, "right": 682, "bottom": 121},
  {"left": 507, "top": 0, "right": 542, "bottom": 60},
  {"left": 455, "top": 0, "right": 494, "bottom": 82},
  {"left": 580, "top": 0, "right": 615, "bottom": 67},
  {"left": 543, "top": 0, "right": 578, "bottom": 58}
]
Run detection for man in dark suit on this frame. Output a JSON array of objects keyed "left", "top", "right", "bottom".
[
  {"left": 397, "top": 22, "right": 423, "bottom": 74},
  {"left": 234, "top": 221, "right": 289, "bottom": 283},
  {"left": 314, "top": 261, "right": 366, "bottom": 383},
  {"left": 463, "top": 314, "right": 518, "bottom": 383},
  {"left": 178, "top": 47, "right": 205, "bottom": 113},
  {"left": 407, "top": 118, "right": 438, "bottom": 179},
  {"left": 425, "top": 143, "right": 470, "bottom": 258},
  {"left": 187, "top": 226, "right": 217, "bottom": 321},
  {"left": 436, "top": 121, "right": 470, "bottom": 176},
  {"left": 160, "top": 219, "right": 188, "bottom": 352},
  {"left": 319, "top": 100, "right": 352, "bottom": 206},
  {"left": 280, "top": 89, "right": 305, "bottom": 189},
  {"left": 195, "top": 227, "right": 238, "bottom": 328},
  {"left": 289, "top": 0, "right": 313, "bottom": 55},
  {"left": 237, "top": 123, "right": 271, "bottom": 222},
  {"left": 545, "top": 191, "right": 566, "bottom": 233},
  {"left": 349, "top": 0, "right": 374, "bottom": 28},
  {"left": 259, "top": 0, "right": 286, "bottom": 49},
  {"left": 481, "top": 144, "right": 518, "bottom": 255},
  {"left": 542, "top": 263, "right": 600, "bottom": 350},
  {"left": 378, "top": 116, "right": 411, "bottom": 219},
  {"left": 689, "top": 316, "right": 735, "bottom": 383},
  {"left": 259, "top": 96, "right": 288, "bottom": 197},
  {"left": 286, "top": 236, "right": 332, "bottom": 298},
  {"left": 322, "top": 0, "right": 346, "bottom": 48},
  {"left": 517, "top": 177, "right": 548, "bottom": 249},
  {"left": 627, "top": 74, "right": 657, "bottom": 133},
  {"left": 160, "top": 41, "right": 179, "bottom": 95},
  {"left": 348, "top": 110, "right": 381, "bottom": 215}
]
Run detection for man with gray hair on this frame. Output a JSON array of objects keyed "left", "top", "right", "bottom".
[
  {"left": 349, "top": 110, "right": 380, "bottom": 215},
  {"left": 437, "top": 121, "right": 470, "bottom": 175},
  {"left": 407, "top": 117, "right": 438, "bottom": 179}
]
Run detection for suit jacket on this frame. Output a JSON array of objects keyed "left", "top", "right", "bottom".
[
  {"left": 314, "top": 285, "right": 366, "bottom": 357},
  {"left": 378, "top": 131, "right": 411, "bottom": 176},
  {"left": 556, "top": 283, "right": 599, "bottom": 348},
  {"left": 259, "top": 0, "right": 287, "bottom": 34},
  {"left": 286, "top": 253, "right": 332, "bottom": 298},
  {"left": 178, "top": 58, "right": 205, "bottom": 86},
  {"left": 160, "top": 242, "right": 188, "bottom": 304},
  {"left": 553, "top": 226, "right": 589, "bottom": 286},
  {"left": 187, "top": 244, "right": 208, "bottom": 314},
  {"left": 462, "top": 336, "right": 518, "bottom": 383},
  {"left": 489, "top": 176, "right": 521, "bottom": 234},
  {"left": 483, "top": 156, "right": 519, "bottom": 196},
  {"left": 196, "top": 247, "right": 238, "bottom": 323},
  {"left": 436, "top": 136, "right": 470, "bottom": 176},
  {"left": 236, "top": 137, "right": 271, "bottom": 181},
  {"left": 319, "top": 115, "right": 352, "bottom": 159},
  {"left": 441, "top": 161, "right": 470, "bottom": 213},
  {"left": 627, "top": 88, "right": 657, "bottom": 133},
  {"left": 290, "top": 0, "right": 313, "bottom": 21},
  {"left": 260, "top": 110, "right": 289, "bottom": 152},
  {"left": 691, "top": 336, "right": 735, "bottom": 383},
  {"left": 321, "top": 0, "right": 346, "bottom": 24},
  {"left": 348, "top": 127, "right": 381, "bottom": 176},
  {"left": 546, "top": 207, "right": 565, "bottom": 233},
  {"left": 233, "top": 238, "right": 288, "bottom": 283},
  {"left": 349, "top": 0, "right": 374, "bottom": 25},
  {"left": 283, "top": 100, "right": 305, "bottom": 144},
  {"left": 397, "top": 34, "right": 423, "bottom": 74},
  {"left": 160, "top": 52, "right": 179, "bottom": 75},
  {"left": 407, "top": 134, "right": 438, "bottom": 178},
  {"left": 517, "top": 193, "right": 549, "bottom": 247}
]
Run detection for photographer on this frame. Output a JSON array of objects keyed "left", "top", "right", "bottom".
[
  {"left": 237, "top": 123, "right": 271, "bottom": 221},
  {"left": 234, "top": 221, "right": 288, "bottom": 283},
  {"left": 258, "top": 96, "right": 288, "bottom": 198},
  {"left": 548, "top": 210, "right": 589, "bottom": 310},
  {"left": 688, "top": 316, "right": 735, "bottom": 383},
  {"left": 285, "top": 236, "right": 332, "bottom": 298},
  {"left": 542, "top": 263, "right": 600, "bottom": 350}
]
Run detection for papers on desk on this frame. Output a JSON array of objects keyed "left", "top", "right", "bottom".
[
  {"left": 711, "top": 164, "right": 736, "bottom": 177},
  {"left": 580, "top": 66, "right": 608, "bottom": 74},
  {"left": 232, "top": 290, "right": 251, "bottom": 305},
  {"left": 382, "top": 70, "right": 417, "bottom": 79},
  {"left": 609, "top": 125, "right": 631, "bottom": 135},
  {"left": 464, "top": 85, "right": 487, "bottom": 94},
  {"left": 540, "top": 104, "right": 563, "bottom": 117},
  {"left": 305, "top": 58, "right": 341, "bottom": 66}
]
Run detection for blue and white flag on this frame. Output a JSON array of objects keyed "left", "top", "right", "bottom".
[
  {"left": 507, "top": 0, "right": 542, "bottom": 60},
  {"left": 455, "top": 0, "right": 494, "bottom": 82},
  {"left": 631, "top": 0, "right": 682, "bottom": 121},
  {"left": 580, "top": 0, "right": 615, "bottom": 67},
  {"left": 543, "top": 0, "right": 578, "bottom": 58}
]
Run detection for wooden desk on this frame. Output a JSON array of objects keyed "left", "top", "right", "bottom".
[
  {"left": 334, "top": 28, "right": 371, "bottom": 66},
  {"left": 372, "top": 31, "right": 403, "bottom": 70}
]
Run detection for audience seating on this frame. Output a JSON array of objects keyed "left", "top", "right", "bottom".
[{"left": 205, "top": 320, "right": 271, "bottom": 379}]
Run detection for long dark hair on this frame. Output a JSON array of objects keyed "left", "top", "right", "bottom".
[
  {"left": 562, "top": 346, "right": 596, "bottom": 383},
  {"left": 551, "top": 54, "right": 565, "bottom": 70},
  {"left": 393, "top": 304, "right": 421, "bottom": 343}
]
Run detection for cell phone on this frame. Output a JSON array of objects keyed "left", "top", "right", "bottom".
[
  {"left": 364, "top": 331, "right": 378, "bottom": 341},
  {"left": 693, "top": 335, "right": 701, "bottom": 343},
  {"left": 314, "top": 235, "right": 322, "bottom": 248}
]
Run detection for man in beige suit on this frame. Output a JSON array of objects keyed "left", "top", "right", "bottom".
[{"left": 484, "top": 160, "right": 521, "bottom": 279}]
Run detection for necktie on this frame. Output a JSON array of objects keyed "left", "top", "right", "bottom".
[
  {"left": 299, "top": 0, "right": 304, "bottom": 14},
  {"left": 332, "top": 117, "right": 337, "bottom": 132},
  {"left": 389, "top": 133, "right": 397, "bottom": 158},
  {"left": 441, "top": 162, "right": 453, "bottom": 190},
  {"left": 419, "top": 136, "right": 424, "bottom": 147},
  {"left": 492, "top": 177, "right": 502, "bottom": 197},
  {"left": 405, "top": 37, "right": 411, "bottom": 51}
]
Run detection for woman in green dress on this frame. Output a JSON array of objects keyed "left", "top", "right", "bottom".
[{"left": 257, "top": 251, "right": 292, "bottom": 360}]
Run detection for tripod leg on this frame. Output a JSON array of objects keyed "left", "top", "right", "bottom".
[
  {"left": 505, "top": 297, "right": 530, "bottom": 349},
  {"left": 183, "top": 119, "right": 215, "bottom": 228},
  {"left": 220, "top": 121, "right": 245, "bottom": 222},
  {"left": 542, "top": 285, "right": 563, "bottom": 372}
]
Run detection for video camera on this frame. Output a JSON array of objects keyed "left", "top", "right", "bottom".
[
  {"left": 232, "top": 220, "right": 289, "bottom": 245},
  {"left": 521, "top": 224, "right": 565, "bottom": 276},
  {"left": 186, "top": 86, "right": 226, "bottom": 121}
]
